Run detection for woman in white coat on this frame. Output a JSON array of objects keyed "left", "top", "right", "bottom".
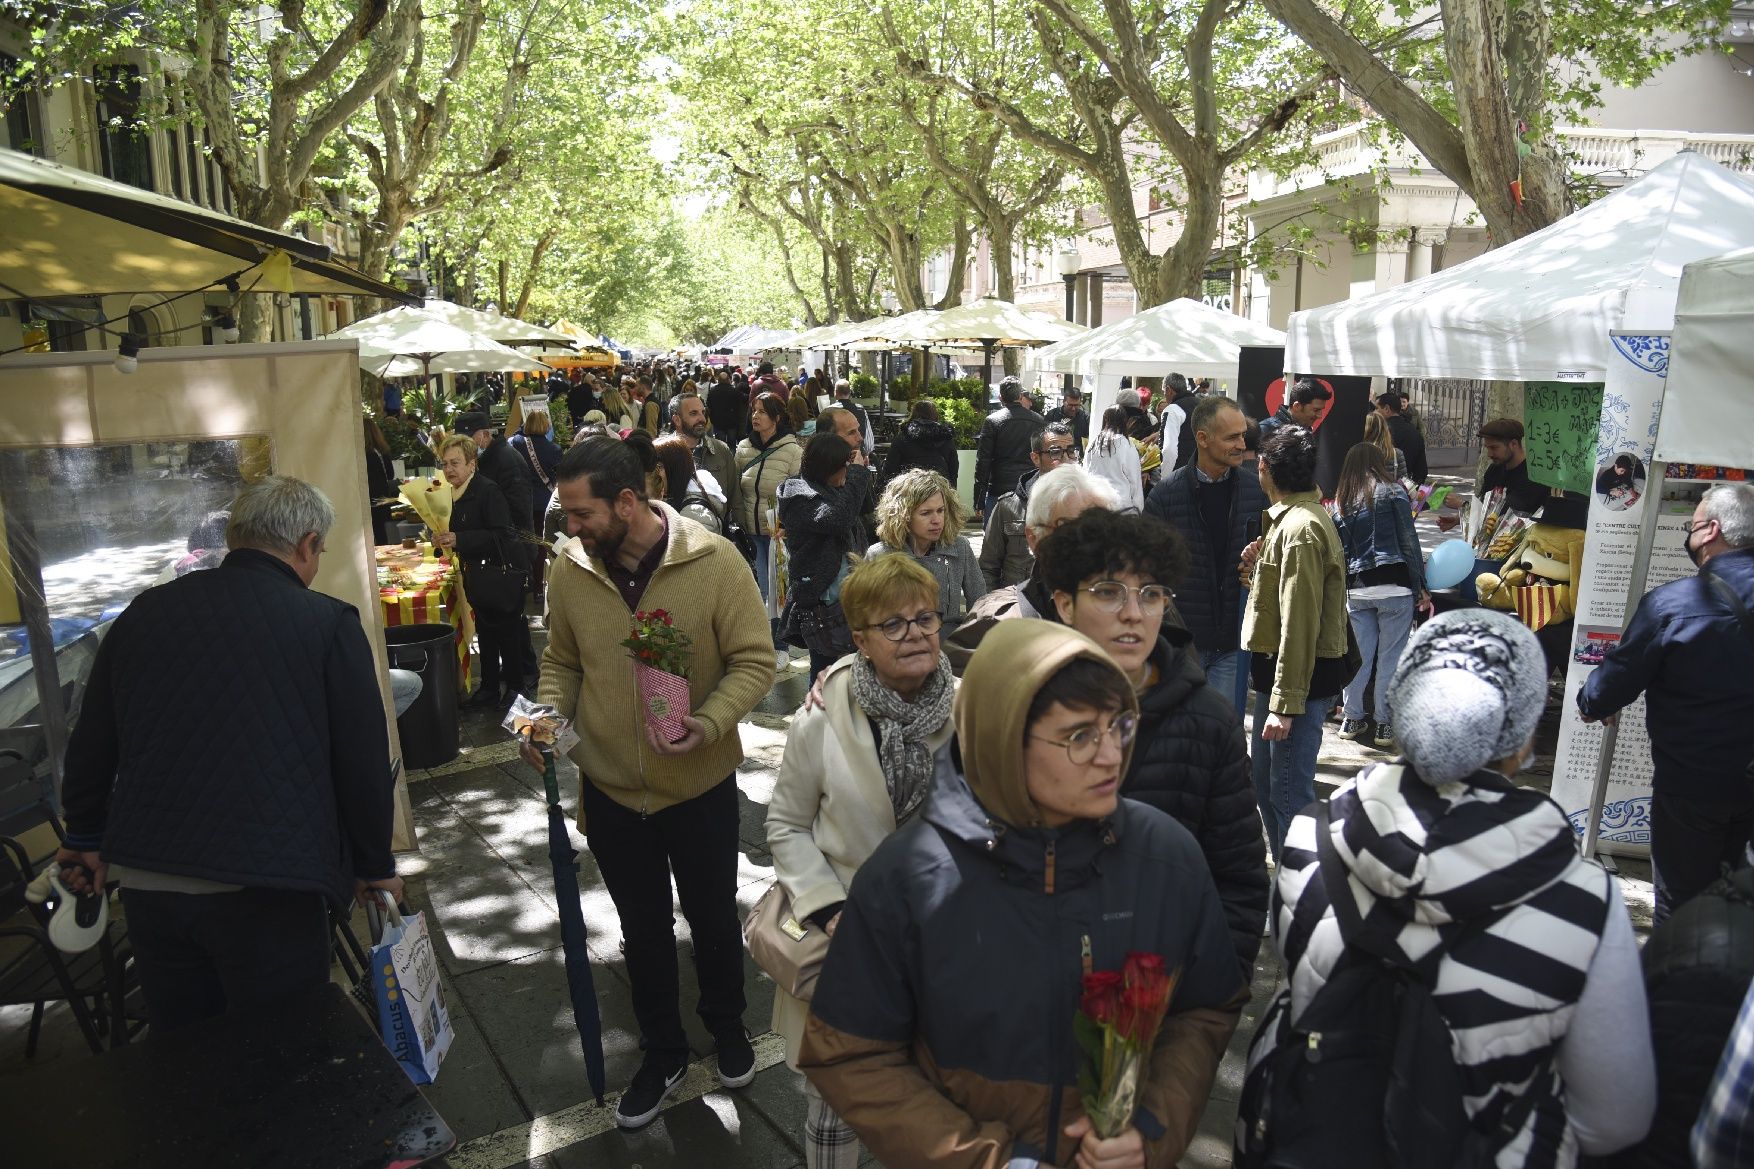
[
  {"left": 766, "top": 552, "right": 957, "bottom": 1169},
  {"left": 1085, "top": 404, "right": 1145, "bottom": 512}
]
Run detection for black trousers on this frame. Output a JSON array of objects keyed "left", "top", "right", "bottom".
[
  {"left": 475, "top": 606, "right": 534, "bottom": 694},
  {"left": 120, "top": 886, "right": 331, "bottom": 1031},
  {"left": 578, "top": 774, "right": 746, "bottom": 1061},
  {"left": 1651, "top": 787, "right": 1754, "bottom": 924}
]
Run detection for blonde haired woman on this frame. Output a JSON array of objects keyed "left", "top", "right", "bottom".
[
  {"left": 767, "top": 553, "right": 958, "bottom": 1169},
  {"left": 864, "top": 469, "right": 983, "bottom": 626},
  {"left": 1363, "top": 412, "right": 1408, "bottom": 483}
]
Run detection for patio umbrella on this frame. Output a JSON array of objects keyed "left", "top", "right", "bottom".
[
  {"left": 328, "top": 307, "right": 547, "bottom": 418},
  {"left": 907, "top": 296, "right": 1086, "bottom": 390},
  {"left": 537, "top": 744, "right": 608, "bottom": 1105},
  {"left": 409, "top": 299, "right": 577, "bottom": 348}
]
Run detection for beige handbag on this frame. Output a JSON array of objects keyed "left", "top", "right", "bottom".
[{"left": 743, "top": 880, "right": 831, "bottom": 1001}]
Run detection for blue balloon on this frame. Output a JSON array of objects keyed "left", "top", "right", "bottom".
[{"left": 1425, "top": 538, "right": 1477, "bottom": 591}]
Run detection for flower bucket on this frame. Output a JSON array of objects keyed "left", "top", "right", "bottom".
[{"left": 635, "top": 661, "right": 691, "bottom": 743}]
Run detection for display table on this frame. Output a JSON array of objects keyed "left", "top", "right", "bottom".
[
  {"left": 375, "top": 545, "right": 470, "bottom": 692},
  {"left": 0, "top": 983, "right": 455, "bottom": 1168}
]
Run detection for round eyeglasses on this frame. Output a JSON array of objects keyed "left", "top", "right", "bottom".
[
  {"left": 863, "top": 611, "right": 944, "bottom": 641},
  {"left": 1039, "top": 445, "right": 1080, "bottom": 463},
  {"left": 1079, "top": 581, "right": 1173, "bottom": 614},
  {"left": 1030, "top": 712, "right": 1139, "bottom": 765}
]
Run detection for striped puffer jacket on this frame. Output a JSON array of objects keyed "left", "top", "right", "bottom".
[{"left": 1254, "top": 762, "right": 1612, "bottom": 1169}]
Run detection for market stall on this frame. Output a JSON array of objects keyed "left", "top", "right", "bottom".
[
  {"left": 375, "top": 544, "right": 471, "bottom": 693},
  {"left": 1284, "top": 151, "right": 1754, "bottom": 857}
]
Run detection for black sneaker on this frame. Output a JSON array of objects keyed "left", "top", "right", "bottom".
[
  {"left": 615, "top": 1053, "right": 687, "bottom": 1130},
  {"left": 1372, "top": 720, "right": 1396, "bottom": 751},
  {"left": 716, "top": 1028, "right": 756, "bottom": 1088},
  {"left": 1337, "top": 717, "right": 1370, "bottom": 741}
]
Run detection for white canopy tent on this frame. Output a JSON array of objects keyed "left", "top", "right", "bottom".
[
  {"left": 1031, "top": 297, "right": 1286, "bottom": 423},
  {"left": 1285, "top": 152, "right": 1754, "bottom": 379},
  {"left": 1656, "top": 246, "right": 1754, "bottom": 469},
  {"left": 1034, "top": 297, "right": 1286, "bottom": 379}
]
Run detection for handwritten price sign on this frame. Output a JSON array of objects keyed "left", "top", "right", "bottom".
[{"left": 1523, "top": 381, "right": 1604, "bottom": 495}]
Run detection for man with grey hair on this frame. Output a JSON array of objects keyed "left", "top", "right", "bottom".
[
  {"left": 819, "top": 404, "right": 879, "bottom": 544},
  {"left": 945, "top": 463, "right": 1118, "bottom": 674},
  {"left": 669, "top": 393, "right": 739, "bottom": 521},
  {"left": 1580, "top": 481, "right": 1754, "bottom": 922},
  {"left": 55, "top": 475, "right": 402, "bottom": 1029},
  {"left": 978, "top": 422, "right": 1078, "bottom": 592}
]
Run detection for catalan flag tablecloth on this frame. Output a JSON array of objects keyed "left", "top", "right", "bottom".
[{"left": 375, "top": 545, "right": 471, "bottom": 693}]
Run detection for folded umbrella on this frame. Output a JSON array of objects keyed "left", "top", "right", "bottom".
[{"left": 539, "top": 745, "right": 607, "bottom": 1105}]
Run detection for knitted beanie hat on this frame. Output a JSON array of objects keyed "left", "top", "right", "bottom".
[{"left": 1387, "top": 609, "right": 1548, "bottom": 785}]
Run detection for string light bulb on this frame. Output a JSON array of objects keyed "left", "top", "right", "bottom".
[
  {"left": 214, "top": 311, "right": 239, "bottom": 342},
  {"left": 114, "top": 333, "right": 142, "bottom": 374}
]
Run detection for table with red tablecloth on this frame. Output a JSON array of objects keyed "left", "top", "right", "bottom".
[{"left": 375, "top": 545, "right": 471, "bottom": 693}]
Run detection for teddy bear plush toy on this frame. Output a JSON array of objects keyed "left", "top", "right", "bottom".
[{"left": 1475, "top": 493, "right": 1589, "bottom": 631}]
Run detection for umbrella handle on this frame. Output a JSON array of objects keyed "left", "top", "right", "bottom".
[{"left": 540, "top": 745, "right": 562, "bottom": 807}]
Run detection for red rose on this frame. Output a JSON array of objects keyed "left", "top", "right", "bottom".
[{"left": 1080, "top": 970, "right": 1123, "bottom": 1026}]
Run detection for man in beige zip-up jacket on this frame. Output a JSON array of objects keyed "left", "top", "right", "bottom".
[{"left": 535, "top": 435, "right": 774, "bottom": 1129}]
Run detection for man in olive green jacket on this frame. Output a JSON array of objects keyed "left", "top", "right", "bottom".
[{"left": 1239, "top": 426, "right": 1349, "bottom": 857}]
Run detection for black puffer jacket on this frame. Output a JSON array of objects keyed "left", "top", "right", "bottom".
[
  {"left": 1143, "top": 463, "right": 1267, "bottom": 655},
  {"left": 884, "top": 418, "right": 958, "bottom": 485},
  {"left": 477, "top": 434, "right": 536, "bottom": 533},
  {"left": 777, "top": 465, "right": 872, "bottom": 629},
  {"left": 61, "top": 550, "right": 396, "bottom": 907},
  {"left": 973, "top": 404, "right": 1043, "bottom": 505},
  {"left": 1126, "top": 631, "right": 1268, "bottom": 980},
  {"left": 1619, "top": 866, "right": 1754, "bottom": 1168}
]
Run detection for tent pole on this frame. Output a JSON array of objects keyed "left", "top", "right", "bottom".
[
  {"left": 981, "top": 340, "right": 996, "bottom": 393},
  {"left": 1580, "top": 458, "right": 1667, "bottom": 860},
  {"left": 0, "top": 454, "right": 67, "bottom": 798}
]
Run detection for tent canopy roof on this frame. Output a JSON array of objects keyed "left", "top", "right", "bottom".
[
  {"left": 413, "top": 300, "right": 574, "bottom": 346},
  {"left": 1657, "top": 245, "right": 1754, "bottom": 469},
  {"left": 904, "top": 296, "right": 1085, "bottom": 346},
  {"left": 1285, "top": 152, "right": 1754, "bottom": 380},
  {"left": 0, "top": 147, "right": 414, "bottom": 304},
  {"left": 1032, "top": 297, "right": 1286, "bottom": 377}
]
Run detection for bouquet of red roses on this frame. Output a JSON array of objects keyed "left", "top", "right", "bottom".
[{"left": 1074, "top": 951, "right": 1181, "bottom": 1138}]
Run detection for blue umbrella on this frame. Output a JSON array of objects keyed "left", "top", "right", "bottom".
[{"left": 538, "top": 744, "right": 607, "bottom": 1104}]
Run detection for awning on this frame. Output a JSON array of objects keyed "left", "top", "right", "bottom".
[
  {"left": 1032, "top": 297, "right": 1285, "bottom": 378},
  {"left": 1657, "top": 245, "right": 1754, "bottom": 468},
  {"left": 0, "top": 147, "right": 416, "bottom": 303}
]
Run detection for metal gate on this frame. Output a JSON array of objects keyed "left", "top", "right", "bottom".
[{"left": 1398, "top": 377, "right": 1486, "bottom": 465}]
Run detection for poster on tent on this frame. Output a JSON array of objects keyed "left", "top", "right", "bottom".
[{"left": 1549, "top": 332, "right": 1673, "bottom": 852}]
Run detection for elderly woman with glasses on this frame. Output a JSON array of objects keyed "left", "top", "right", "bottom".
[
  {"left": 866, "top": 469, "right": 984, "bottom": 627},
  {"left": 799, "top": 619, "right": 1246, "bottom": 1169},
  {"left": 766, "top": 553, "right": 958, "bottom": 1169},
  {"left": 1038, "top": 508, "right": 1268, "bottom": 983}
]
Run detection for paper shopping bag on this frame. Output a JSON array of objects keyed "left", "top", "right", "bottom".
[{"left": 367, "top": 896, "right": 454, "bottom": 1084}]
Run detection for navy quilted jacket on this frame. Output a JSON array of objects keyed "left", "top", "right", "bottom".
[
  {"left": 1143, "top": 464, "right": 1267, "bottom": 655},
  {"left": 62, "top": 550, "right": 396, "bottom": 906},
  {"left": 1126, "top": 631, "right": 1268, "bottom": 981}
]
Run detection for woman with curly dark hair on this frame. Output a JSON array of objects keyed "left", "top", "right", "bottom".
[{"left": 1038, "top": 507, "right": 1267, "bottom": 981}]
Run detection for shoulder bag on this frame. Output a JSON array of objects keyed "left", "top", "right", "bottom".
[
  {"left": 743, "top": 880, "right": 831, "bottom": 1000},
  {"left": 465, "top": 527, "right": 528, "bottom": 614}
]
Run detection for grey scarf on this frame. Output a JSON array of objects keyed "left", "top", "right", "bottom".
[{"left": 849, "top": 652, "right": 954, "bottom": 825}]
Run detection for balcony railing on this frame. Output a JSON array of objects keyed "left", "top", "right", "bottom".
[{"left": 1249, "top": 123, "right": 1754, "bottom": 201}]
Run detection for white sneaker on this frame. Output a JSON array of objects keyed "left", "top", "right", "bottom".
[{"left": 774, "top": 650, "right": 791, "bottom": 672}]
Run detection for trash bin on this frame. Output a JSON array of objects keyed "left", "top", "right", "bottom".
[{"left": 385, "top": 623, "right": 459, "bottom": 770}]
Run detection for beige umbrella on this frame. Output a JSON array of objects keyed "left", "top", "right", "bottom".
[
  {"left": 328, "top": 308, "right": 547, "bottom": 417},
  {"left": 411, "top": 299, "right": 577, "bottom": 348},
  {"left": 899, "top": 297, "right": 1085, "bottom": 388}
]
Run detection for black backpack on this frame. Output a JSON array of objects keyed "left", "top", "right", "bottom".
[{"left": 1235, "top": 800, "right": 1520, "bottom": 1169}]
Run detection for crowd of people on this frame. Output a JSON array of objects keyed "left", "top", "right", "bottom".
[{"left": 55, "top": 348, "right": 1754, "bottom": 1169}]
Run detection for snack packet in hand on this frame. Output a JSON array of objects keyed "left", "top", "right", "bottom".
[{"left": 502, "top": 694, "right": 579, "bottom": 755}]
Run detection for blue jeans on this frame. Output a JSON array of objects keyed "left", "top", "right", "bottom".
[
  {"left": 1251, "top": 690, "right": 1336, "bottom": 860},
  {"left": 752, "top": 534, "right": 781, "bottom": 648},
  {"left": 1342, "top": 592, "right": 1416, "bottom": 723},
  {"left": 1200, "top": 650, "right": 1249, "bottom": 720}
]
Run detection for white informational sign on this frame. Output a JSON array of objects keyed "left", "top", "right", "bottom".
[{"left": 1549, "top": 332, "right": 1671, "bottom": 852}]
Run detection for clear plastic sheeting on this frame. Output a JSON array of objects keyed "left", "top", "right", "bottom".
[{"left": 0, "top": 439, "right": 258, "bottom": 819}]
